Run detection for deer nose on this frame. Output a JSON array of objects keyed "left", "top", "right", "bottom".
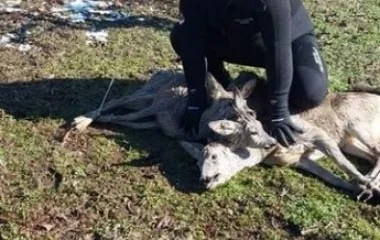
[
  {"left": 264, "top": 138, "right": 277, "bottom": 149},
  {"left": 200, "top": 174, "right": 220, "bottom": 187},
  {"left": 200, "top": 176, "right": 212, "bottom": 186}
]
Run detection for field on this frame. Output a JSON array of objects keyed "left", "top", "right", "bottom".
[{"left": 0, "top": 0, "right": 380, "bottom": 239}]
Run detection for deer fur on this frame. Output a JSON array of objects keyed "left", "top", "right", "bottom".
[
  {"left": 71, "top": 69, "right": 276, "bottom": 146},
  {"left": 184, "top": 76, "right": 380, "bottom": 200}
]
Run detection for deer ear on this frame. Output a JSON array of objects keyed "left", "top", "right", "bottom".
[
  {"left": 239, "top": 79, "right": 257, "bottom": 99},
  {"left": 208, "top": 120, "right": 243, "bottom": 136},
  {"left": 178, "top": 141, "right": 204, "bottom": 161},
  {"left": 206, "top": 74, "right": 231, "bottom": 100},
  {"left": 233, "top": 88, "right": 247, "bottom": 112}
]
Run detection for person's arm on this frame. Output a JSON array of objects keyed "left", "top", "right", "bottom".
[
  {"left": 179, "top": 0, "right": 207, "bottom": 101},
  {"left": 259, "top": 0, "right": 292, "bottom": 118},
  {"left": 178, "top": 0, "right": 208, "bottom": 133},
  {"left": 258, "top": 0, "right": 303, "bottom": 146}
]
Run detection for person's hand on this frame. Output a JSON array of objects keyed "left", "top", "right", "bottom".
[
  {"left": 269, "top": 116, "right": 303, "bottom": 147},
  {"left": 180, "top": 106, "right": 204, "bottom": 136},
  {"left": 180, "top": 87, "right": 207, "bottom": 136}
]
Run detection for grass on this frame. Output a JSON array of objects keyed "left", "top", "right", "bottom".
[{"left": 0, "top": 0, "right": 380, "bottom": 239}]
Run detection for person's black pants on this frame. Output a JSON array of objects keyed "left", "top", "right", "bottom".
[{"left": 170, "top": 22, "right": 328, "bottom": 111}]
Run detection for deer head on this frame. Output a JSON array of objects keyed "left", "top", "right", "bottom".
[
  {"left": 198, "top": 142, "right": 266, "bottom": 189},
  {"left": 208, "top": 119, "right": 276, "bottom": 150}
]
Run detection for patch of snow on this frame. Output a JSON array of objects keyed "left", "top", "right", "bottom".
[
  {"left": 2, "top": 0, "right": 131, "bottom": 48},
  {"left": 17, "top": 44, "right": 32, "bottom": 52},
  {"left": 65, "top": 0, "right": 111, "bottom": 12},
  {"left": 85, "top": 29, "right": 108, "bottom": 45},
  {"left": 69, "top": 12, "right": 88, "bottom": 23},
  {"left": 48, "top": 0, "right": 130, "bottom": 45},
  {"left": 51, "top": 6, "right": 68, "bottom": 12},
  {"left": 0, "top": 0, "right": 21, "bottom": 8},
  {"left": 0, "top": 33, "right": 35, "bottom": 52},
  {"left": 50, "top": 0, "right": 129, "bottom": 23},
  {"left": 0, "top": 33, "right": 17, "bottom": 44},
  {"left": 0, "top": 7, "right": 24, "bottom": 13},
  {"left": 0, "top": 0, "right": 24, "bottom": 13}
]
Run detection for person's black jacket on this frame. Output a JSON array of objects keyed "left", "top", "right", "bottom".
[{"left": 178, "top": 0, "right": 314, "bottom": 119}]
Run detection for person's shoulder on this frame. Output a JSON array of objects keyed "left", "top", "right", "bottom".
[
  {"left": 180, "top": 0, "right": 206, "bottom": 17},
  {"left": 180, "top": 0, "right": 203, "bottom": 8},
  {"left": 260, "top": 0, "right": 295, "bottom": 11},
  {"left": 180, "top": 0, "right": 203, "bottom": 11}
]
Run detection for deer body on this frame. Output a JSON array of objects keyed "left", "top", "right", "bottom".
[
  {"left": 72, "top": 70, "right": 275, "bottom": 146},
  {"left": 196, "top": 79, "right": 380, "bottom": 200},
  {"left": 71, "top": 69, "right": 380, "bottom": 199}
]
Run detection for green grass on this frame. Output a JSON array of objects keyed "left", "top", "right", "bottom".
[{"left": 0, "top": 0, "right": 380, "bottom": 239}]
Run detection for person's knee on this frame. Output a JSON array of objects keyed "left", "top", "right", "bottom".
[
  {"left": 304, "top": 84, "right": 327, "bottom": 108},
  {"left": 303, "top": 76, "right": 327, "bottom": 108},
  {"left": 291, "top": 68, "right": 328, "bottom": 110},
  {"left": 170, "top": 23, "right": 183, "bottom": 55}
]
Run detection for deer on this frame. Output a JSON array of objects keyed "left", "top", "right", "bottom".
[
  {"left": 70, "top": 69, "right": 380, "bottom": 200},
  {"left": 179, "top": 121, "right": 361, "bottom": 196},
  {"left": 179, "top": 75, "right": 380, "bottom": 201},
  {"left": 70, "top": 69, "right": 277, "bottom": 150}
]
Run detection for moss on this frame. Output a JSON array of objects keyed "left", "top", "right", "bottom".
[{"left": 0, "top": 0, "right": 380, "bottom": 239}]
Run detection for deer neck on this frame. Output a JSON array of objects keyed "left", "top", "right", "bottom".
[
  {"left": 234, "top": 146, "right": 275, "bottom": 168},
  {"left": 257, "top": 145, "right": 281, "bottom": 165}
]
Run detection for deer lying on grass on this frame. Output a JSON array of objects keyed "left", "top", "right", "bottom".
[
  {"left": 180, "top": 121, "right": 360, "bottom": 195},
  {"left": 70, "top": 69, "right": 380, "bottom": 200},
  {"left": 71, "top": 69, "right": 276, "bottom": 148},
  {"left": 180, "top": 77, "right": 380, "bottom": 200}
]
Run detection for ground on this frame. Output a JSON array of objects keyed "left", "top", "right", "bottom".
[{"left": 0, "top": 0, "right": 380, "bottom": 239}]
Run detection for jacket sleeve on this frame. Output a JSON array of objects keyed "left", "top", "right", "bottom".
[
  {"left": 258, "top": 0, "right": 293, "bottom": 119},
  {"left": 179, "top": 0, "right": 208, "bottom": 98}
]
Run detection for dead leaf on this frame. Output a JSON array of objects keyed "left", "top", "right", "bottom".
[
  {"left": 270, "top": 217, "right": 282, "bottom": 229},
  {"left": 142, "top": 173, "right": 155, "bottom": 179},
  {"left": 36, "top": 223, "right": 55, "bottom": 231},
  {"left": 83, "top": 233, "right": 94, "bottom": 240},
  {"left": 56, "top": 213, "right": 69, "bottom": 223},
  {"left": 155, "top": 214, "right": 173, "bottom": 230},
  {"left": 0, "top": 216, "right": 9, "bottom": 224},
  {"left": 301, "top": 225, "right": 320, "bottom": 235},
  {"left": 126, "top": 201, "right": 137, "bottom": 215},
  {"left": 204, "top": 222, "right": 217, "bottom": 238}
]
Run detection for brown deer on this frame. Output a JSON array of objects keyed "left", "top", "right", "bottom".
[
  {"left": 71, "top": 69, "right": 276, "bottom": 148},
  {"left": 182, "top": 76, "right": 380, "bottom": 201}
]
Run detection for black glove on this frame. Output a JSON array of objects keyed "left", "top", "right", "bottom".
[
  {"left": 269, "top": 116, "right": 304, "bottom": 147},
  {"left": 180, "top": 88, "right": 207, "bottom": 136},
  {"left": 180, "top": 106, "right": 204, "bottom": 134}
]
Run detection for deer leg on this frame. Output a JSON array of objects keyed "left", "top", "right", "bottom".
[
  {"left": 262, "top": 144, "right": 324, "bottom": 167},
  {"left": 100, "top": 95, "right": 154, "bottom": 112},
  {"left": 92, "top": 92, "right": 152, "bottom": 114},
  {"left": 71, "top": 94, "right": 154, "bottom": 132},
  {"left": 311, "top": 133, "right": 371, "bottom": 184},
  {"left": 340, "top": 136, "right": 380, "bottom": 199},
  {"left": 303, "top": 149, "right": 325, "bottom": 162},
  {"left": 340, "top": 135, "right": 377, "bottom": 164},
  {"left": 97, "top": 120, "right": 159, "bottom": 129},
  {"left": 311, "top": 132, "right": 380, "bottom": 200},
  {"left": 97, "top": 105, "right": 158, "bottom": 123},
  {"left": 339, "top": 134, "right": 380, "bottom": 200},
  {"left": 262, "top": 145, "right": 359, "bottom": 194},
  {"left": 294, "top": 154, "right": 361, "bottom": 194},
  {"left": 346, "top": 126, "right": 380, "bottom": 191},
  {"left": 157, "top": 112, "right": 183, "bottom": 138},
  {"left": 363, "top": 154, "right": 380, "bottom": 196},
  {"left": 72, "top": 112, "right": 99, "bottom": 132}
]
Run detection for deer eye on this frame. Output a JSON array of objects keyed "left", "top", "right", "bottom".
[
  {"left": 247, "top": 110, "right": 255, "bottom": 117},
  {"left": 250, "top": 130, "right": 258, "bottom": 135}
]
